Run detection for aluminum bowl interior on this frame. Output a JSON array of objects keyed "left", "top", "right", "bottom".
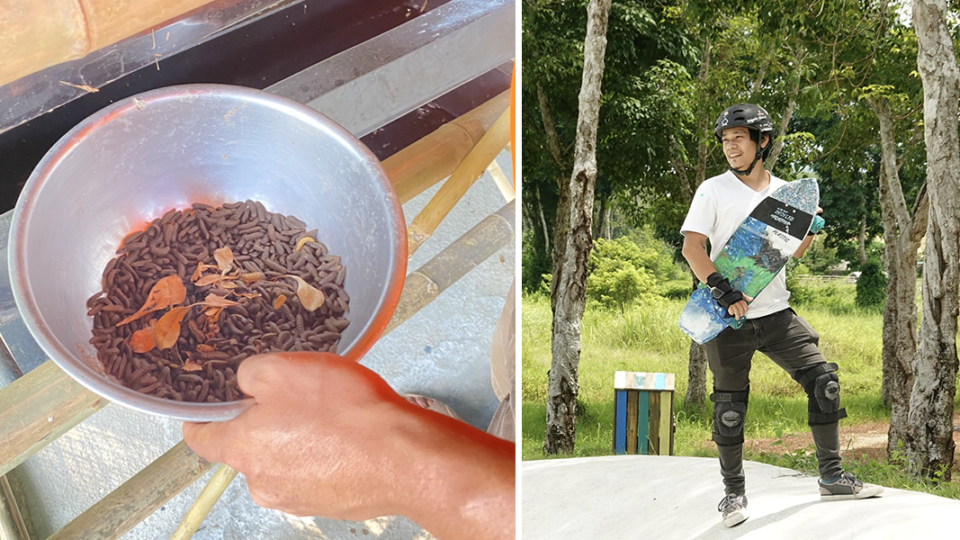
[{"left": 9, "top": 84, "right": 407, "bottom": 422}]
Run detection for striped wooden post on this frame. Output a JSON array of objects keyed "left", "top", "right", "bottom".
[{"left": 612, "top": 372, "right": 676, "bottom": 455}]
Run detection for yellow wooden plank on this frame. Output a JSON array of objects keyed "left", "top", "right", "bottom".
[
  {"left": 660, "top": 392, "right": 673, "bottom": 456},
  {"left": 649, "top": 392, "right": 661, "bottom": 455},
  {"left": 626, "top": 391, "right": 638, "bottom": 454}
]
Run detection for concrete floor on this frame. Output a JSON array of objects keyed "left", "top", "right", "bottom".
[
  {"left": 11, "top": 152, "right": 514, "bottom": 540},
  {"left": 522, "top": 455, "right": 960, "bottom": 540}
]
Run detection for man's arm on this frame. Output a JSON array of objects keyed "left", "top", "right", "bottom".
[
  {"left": 681, "top": 232, "right": 720, "bottom": 284},
  {"left": 792, "top": 207, "right": 823, "bottom": 259},
  {"left": 681, "top": 232, "right": 750, "bottom": 319},
  {"left": 793, "top": 234, "right": 815, "bottom": 259},
  {"left": 182, "top": 353, "right": 515, "bottom": 540}
]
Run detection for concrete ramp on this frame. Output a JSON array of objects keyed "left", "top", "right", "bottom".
[{"left": 522, "top": 455, "right": 960, "bottom": 539}]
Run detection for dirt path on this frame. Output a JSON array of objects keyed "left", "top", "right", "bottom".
[{"left": 747, "top": 412, "right": 960, "bottom": 474}]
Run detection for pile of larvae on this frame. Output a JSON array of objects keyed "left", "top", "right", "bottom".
[{"left": 86, "top": 201, "right": 349, "bottom": 403}]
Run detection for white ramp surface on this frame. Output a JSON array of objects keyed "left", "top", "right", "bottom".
[{"left": 522, "top": 455, "right": 960, "bottom": 540}]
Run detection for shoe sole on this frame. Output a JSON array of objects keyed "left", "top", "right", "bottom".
[
  {"left": 723, "top": 509, "right": 748, "bottom": 527},
  {"left": 820, "top": 485, "right": 884, "bottom": 501}
]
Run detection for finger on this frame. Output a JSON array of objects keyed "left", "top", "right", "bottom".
[
  {"left": 236, "top": 354, "right": 284, "bottom": 398},
  {"left": 182, "top": 421, "right": 232, "bottom": 464}
]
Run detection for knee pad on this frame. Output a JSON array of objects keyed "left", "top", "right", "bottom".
[
  {"left": 794, "top": 363, "right": 848, "bottom": 425},
  {"left": 711, "top": 389, "right": 749, "bottom": 445}
]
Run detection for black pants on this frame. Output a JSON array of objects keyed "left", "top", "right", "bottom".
[{"left": 705, "top": 307, "right": 843, "bottom": 495}]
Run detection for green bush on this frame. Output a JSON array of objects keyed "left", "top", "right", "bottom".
[
  {"left": 663, "top": 279, "right": 693, "bottom": 300},
  {"left": 786, "top": 260, "right": 814, "bottom": 304},
  {"left": 587, "top": 237, "right": 656, "bottom": 311},
  {"left": 856, "top": 259, "right": 887, "bottom": 310}
]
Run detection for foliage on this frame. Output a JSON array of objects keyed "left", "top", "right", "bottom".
[
  {"left": 522, "top": 228, "right": 552, "bottom": 293},
  {"left": 587, "top": 237, "right": 657, "bottom": 311},
  {"left": 856, "top": 259, "right": 888, "bottom": 311},
  {"left": 798, "top": 238, "right": 843, "bottom": 274}
]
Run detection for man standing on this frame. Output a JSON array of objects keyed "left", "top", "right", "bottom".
[{"left": 680, "top": 104, "right": 883, "bottom": 528}]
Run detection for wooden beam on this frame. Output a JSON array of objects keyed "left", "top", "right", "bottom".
[
  {"left": 47, "top": 441, "right": 210, "bottom": 540},
  {"left": 0, "top": 361, "right": 104, "bottom": 477}
]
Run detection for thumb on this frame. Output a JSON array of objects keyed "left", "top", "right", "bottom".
[{"left": 182, "top": 421, "right": 232, "bottom": 464}]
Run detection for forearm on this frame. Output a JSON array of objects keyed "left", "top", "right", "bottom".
[
  {"left": 394, "top": 405, "right": 515, "bottom": 540},
  {"left": 793, "top": 234, "right": 815, "bottom": 258},
  {"left": 682, "top": 239, "right": 719, "bottom": 284}
]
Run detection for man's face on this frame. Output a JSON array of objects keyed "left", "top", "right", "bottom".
[{"left": 720, "top": 127, "right": 763, "bottom": 170}]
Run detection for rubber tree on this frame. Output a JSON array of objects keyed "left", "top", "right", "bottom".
[
  {"left": 906, "top": 0, "right": 960, "bottom": 480},
  {"left": 543, "top": 0, "right": 613, "bottom": 454}
]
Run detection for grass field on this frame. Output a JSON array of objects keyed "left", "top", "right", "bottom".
[{"left": 521, "top": 284, "right": 960, "bottom": 498}]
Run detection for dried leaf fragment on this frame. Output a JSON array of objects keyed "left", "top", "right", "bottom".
[
  {"left": 191, "top": 263, "right": 219, "bottom": 282},
  {"left": 214, "top": 246, "right": 235, "bottom": 273},
  {"left": 288, "top": 276, "right": 325, "bottom": 311},
  {"left": 131, "top": 327, "right": 156, "bottom": 353},
  {"left": 117, "top": 275, "right": 186, "bottom": 326},
  {"left": 194, "top": 274, "right": 223, "bottom": 287},
  {"left": 182, "top": 360, "right": 203, "bottom": 372},
  {"left": 273, "top": 294, "right": 288, "bottom": 310},
  {"left": 237, "top": 292, "right": 261, "bottom": 299},
  {"left": 155, "top": 306, "right": 191, "bottom": 349},
  {"left": 196, "top": 344, "right": 216, "bottom": 353},
  {"left": 200, "top": 294, "right": 240, "bottom": 308}
]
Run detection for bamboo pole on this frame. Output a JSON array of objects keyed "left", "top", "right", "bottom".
[
  {"left": 46, "top": 441, "right": 210, "bottom": 540},
  {"left": 0, "top": 476, "right": 30, "bottom": 540},
  {"left": 486, "top": 160, "right": 515, "bottom": 202},
  {"left": 383, "top": 90, "right": 510, "bottom": 204},
  {"left": 406, "top": 107, "right": 511, "bottom": 257},
  {"left": 387, "top": 199, "right": 515, "bottom": 334},
  {"left": 0, "top": 361, "right": 105, "bottom": 477},
  {"left": 168, "top": 465, "right": 237, "bottom": 540}
]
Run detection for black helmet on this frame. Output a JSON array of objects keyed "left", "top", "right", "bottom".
[{"left": 714, "top": 104, "right": 775, "bottom": 160}]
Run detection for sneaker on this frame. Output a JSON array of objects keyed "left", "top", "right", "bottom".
[
  {"left": 819, "top": 471, "right": 884, "bottom": 501},
  {"left": 717, "top": 493, "right": 749, "bottom": 527}
]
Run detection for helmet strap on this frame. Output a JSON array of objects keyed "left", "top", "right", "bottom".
[
  {"left": 729, "top": 149, "right": 763, "bottom": 176},
  {"left": 729, "top": 136, "right": 767, "bottom": 176}
]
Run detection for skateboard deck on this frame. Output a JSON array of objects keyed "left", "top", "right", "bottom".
[{"left": 678, "top": 178, "right": 820, "bottom": 344}]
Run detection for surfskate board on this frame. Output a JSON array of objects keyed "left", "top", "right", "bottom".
[{"left": 678, "top": 178, "right": 820, "bottom": 344}]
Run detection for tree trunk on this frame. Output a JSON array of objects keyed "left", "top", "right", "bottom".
[
  {"left": 550, "top": 179, "right": 572, "bottom": 313},
  {"left": 604, "top": 206, "right": 612, "bottom": 239},
  {"left": 684, "top": 270, "right": 708, "bottom": 416},
  {"left": 907, "top": 0, "right": 960, "bottom": 479},
  {"left": 765, "top": 48, "right": 805, "bottom": 171},
  {"left": 544, "top": 0, "right": 613, "bottom": 455},
  {"left": 678, "top": 37, "right": 714, "bottom": 415},
  {"left": 594, "top": 194, "right": 608, "bottom": 240},
  {"left": 870, "top": 97, "right": 926, "bottom": 456},
  {"left": 536, "top": 185, "right": 551, "bottom": 255}
]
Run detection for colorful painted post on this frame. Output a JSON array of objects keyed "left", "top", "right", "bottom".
[{"left": 612, "top": 372, "right": 676, "bottom": 455}]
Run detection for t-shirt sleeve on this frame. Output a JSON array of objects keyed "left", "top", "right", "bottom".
[{"left": 680, "top": 183, "right": 717, "bottom": 237}]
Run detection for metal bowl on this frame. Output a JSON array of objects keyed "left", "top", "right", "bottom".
[{"left": 9, "top": 84, "right": 407, "bottom": 422}]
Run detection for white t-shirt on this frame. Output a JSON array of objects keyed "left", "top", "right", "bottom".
[{"left": 680, "top": 170, "right": 792, "bottom": 319}]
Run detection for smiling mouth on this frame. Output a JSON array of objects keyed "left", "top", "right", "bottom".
[{"left": 727, "top": 152, "right": 743, "bottom": 159}]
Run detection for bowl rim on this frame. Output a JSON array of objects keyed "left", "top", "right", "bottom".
[{"left": 8, "top": 83, "right": 408, "bottom": 422}]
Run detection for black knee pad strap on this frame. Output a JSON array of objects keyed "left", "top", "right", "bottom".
[
  {"left": 795, "top": 363, "right": 846, "bottom": 425},
  {"left": 711, "top": 390, "right": 749, "bottom": 446}
]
